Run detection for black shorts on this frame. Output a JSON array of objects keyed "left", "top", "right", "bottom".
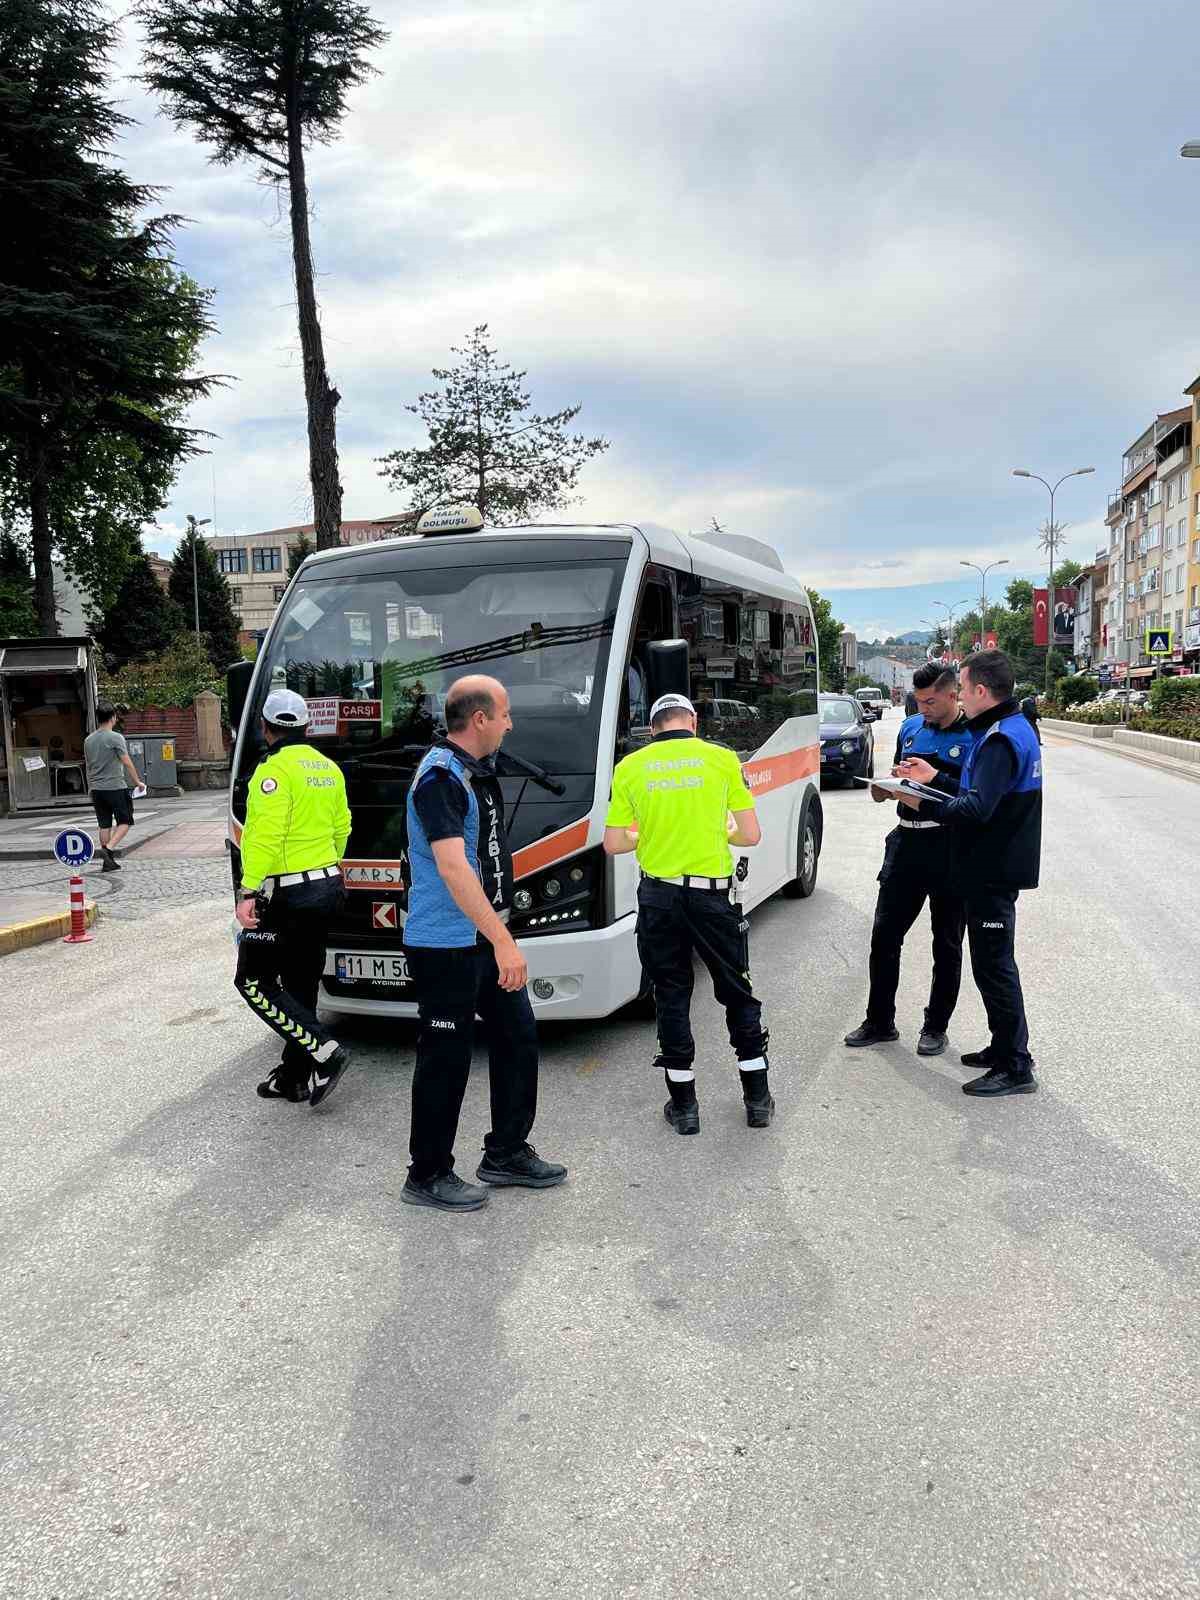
[{"left": 91, "top": 788, "right": 134, "bottom": 829}]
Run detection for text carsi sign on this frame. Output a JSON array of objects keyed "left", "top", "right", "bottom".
[{"left": 306, "top": 698, "right": 382, "bottom": 737}]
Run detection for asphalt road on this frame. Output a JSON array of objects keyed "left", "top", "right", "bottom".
[{"left": 4, "top": 712, "right": 1198, "bottom": 1600}]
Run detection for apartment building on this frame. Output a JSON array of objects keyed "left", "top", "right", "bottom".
[
  {"left": 1185, "top": 376, "right": 1200, "bottom": 659},
  {"left": 1073, "top": 555, "right": 1106, "bottom": 670},
  {"left": 839, "top": 631, "right": 858, "bottom": 676},
  {"left": 208, "top": 514, "right": 416, "bottom": 635},
  {"left": 1103, "top": 407, "right": 1191, "bottom": 679}
]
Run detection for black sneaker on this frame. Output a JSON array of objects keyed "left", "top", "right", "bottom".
[
  {"left": 101, "top": 851, "right": 121, "bottom": 873},
  {"left": 664, "top": 1099, "right": 700, "bottom": 1135},
  {"left": 744, "top": 1092, "right": 775, "bottom": 1129},
  {"left": 960, "top": 1047, "right": 996, "bottom": 1069},
  {"left": 917, "top": 1029, "right": 948, "bottom": 1057},
  {"left": 256, "top": 1066, "right": 310, "bottom": 1102},
  {"left": 402, "top": 1171, "right": 489, "bottom": 1211},
  {"left": 962, "top": 1066, "right": 1038, "bottom": 1097},
  {"left": 308, "top": 1045, "right": 351, "bottom": 1108},
  {"left": 844, "top": 1022, "right": 899, "bottom": 1047},
  {"left": 476, "top": 1144, "right": 568, "bottom": 1188}
]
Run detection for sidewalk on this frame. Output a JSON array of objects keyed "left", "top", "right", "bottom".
[
  {"left": 0, "top": 790, "right": 228, "bottom": 861},
  {"left": 1042, "top": 722, "right": 1200, "bottom": 786},
  {"left": 0, "top": 791, "right": 228, "bottom": 955}
]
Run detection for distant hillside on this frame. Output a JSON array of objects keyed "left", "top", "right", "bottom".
[{"left": 897, "top": 629, "right": 931, "bottom": 644}]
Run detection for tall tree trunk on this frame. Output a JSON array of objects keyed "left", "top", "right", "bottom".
[
  {"left": 28, "top": 442, "right": 58, "bottom": 636},
  {"left": 286, "top": 96, "right": 343, "bottom": 552}
]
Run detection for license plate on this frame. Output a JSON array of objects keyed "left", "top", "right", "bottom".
[{"left": 333, "top": 951, "right": 411, "bottom": 987}]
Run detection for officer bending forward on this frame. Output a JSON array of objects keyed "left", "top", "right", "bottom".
[
  {"left": 234, "top": 690, "right": 353, "bottom": 1107},
  {"left": 604, "top": 693, "right": 772, "bottom": 1134}
]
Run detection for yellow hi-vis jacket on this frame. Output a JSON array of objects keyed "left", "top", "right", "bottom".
[{"left": 239, "top": 741, "right": 352, "bottom": 892}]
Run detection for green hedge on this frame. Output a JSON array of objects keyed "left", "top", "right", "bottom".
[
  {"left": 1054, "top": 674, "right": 1098, "bottom": 708},
  {"left": 1148, "top": 676, "right": 1200, "bottom": 717}
]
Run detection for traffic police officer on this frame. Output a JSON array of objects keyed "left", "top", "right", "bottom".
[
  {"left": 603, "top": 692, "right": 772, "bottom": 1134},
  {"left": 844, "top": 663, "right": 974, "bottom": 1057},
  {"left": 897, "top": 648, "right": 1042, "bottom": 1097},
  {"left": 234, "top": 688, "right": 353, "bottom": 1107}
]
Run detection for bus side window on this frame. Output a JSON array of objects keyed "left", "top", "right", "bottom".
[{"left": 621, "top": 580, "right": 673, "bottom": 739}]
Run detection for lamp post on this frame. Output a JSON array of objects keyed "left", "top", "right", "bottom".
[
  {"left": 186, "top": 514, "right": 212, "bottom": 642},
  {"left": 933, "top": 599, "right": 967, "bottom": 657},
  {"left": 1012, "top": 467, "right": 1095, "bottom": 694},
  {"left": 1181, "top": 141, "right": 1200, "bottom": 157},
  {"left": 959, "top": 559, "right": 1009, "bottom": 645}
]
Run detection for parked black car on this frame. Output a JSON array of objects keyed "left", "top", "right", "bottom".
[{"left": 819, "top": 693, "right": 875, "bottom": 788}]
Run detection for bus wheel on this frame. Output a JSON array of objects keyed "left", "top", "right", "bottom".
[{"left": 782, "top": 809, "right": 819, "bottom": 899}]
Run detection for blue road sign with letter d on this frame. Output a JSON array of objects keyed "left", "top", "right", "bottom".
[{"left": 54, "top": 829, "right": 95, "bottom": 867}]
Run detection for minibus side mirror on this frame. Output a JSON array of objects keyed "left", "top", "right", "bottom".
[
  {"left": 227, "top": 658, "right": 254, "bottom": 733},
  {"left": 645, "top": 638, "right": 690, "bottom": 703}
]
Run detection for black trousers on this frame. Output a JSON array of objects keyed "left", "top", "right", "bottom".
[
  {"left": 635, "top": 879, "right": 766, "bottom": 1067},
  {"left": 867, "top": 829, "right": 966, "bottom": 1034},
  {"left": 964, "top": 888, "right": 1033, "bottom": 1070},
  {"left": 405, "top": 943, "right": 539, "bottom": 1182},
  {"left": 234, "top": 877, "right": 342, "bottom": 1080}
]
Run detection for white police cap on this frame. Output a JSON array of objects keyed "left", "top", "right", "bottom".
[
  {"left": 262, "top": 688, "right": 310, "bottom": 728},
  {"left": 649, "top": 693, "right": 696, "bottom": 722}
]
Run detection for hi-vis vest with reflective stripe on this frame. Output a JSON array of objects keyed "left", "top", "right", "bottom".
[{"left": 240, "top": 741, "right": 352, "bottom": 891}]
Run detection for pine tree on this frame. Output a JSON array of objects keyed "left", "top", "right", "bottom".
[
  {"left": 96, "top": 551, "right": 186, "bottom": 668},
  {"left": 0, "top": 527, "right": 37, "bottom": 636},
  {"left": 0, "top": 0, "right": 219, "bottom": 633},
  {"left": 377, "top": 326, "right": 610, "bottom": 523},
  {"left": 169, "top": 525, "right": 242, "bottom": 671},
  {"left": 287, "top": 529, "right": 315, "bottom": 579},
  {"left": 139, "top": 0, "right": 386, "bottom": 550}
]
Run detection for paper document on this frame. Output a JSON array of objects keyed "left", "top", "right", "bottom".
[
  {"left": 131, "top": 784, "right": 148, "bottom": 799},
  {"left": 852, "top": 775, "right": 947, "bottom": 802}
]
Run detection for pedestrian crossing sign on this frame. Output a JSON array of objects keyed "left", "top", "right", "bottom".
[{"left": 1145, "top": 628, "right": 1172, "bottom": 655}]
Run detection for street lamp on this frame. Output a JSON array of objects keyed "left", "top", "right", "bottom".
[
  {"left": 1012, "top": 466, "right": 1095, "bottom": 693},
  {"left": 933, "top": 599, "right": 967, "bottom": 654},
  {"left": 960, "top": 558, "right": 1009, "bottom": 642},
  {"left": 186, "top": 514, "right": 212, "bottom": 641},
  {"left": 1181, "top": 141, "right": 1200, "bottom": 157}
]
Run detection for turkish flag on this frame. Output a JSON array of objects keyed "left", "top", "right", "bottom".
[
  {"left": 1033, "top": 589, "right": 1049, "bottom": 647},
  {"left": 985, "top": 631, "right": 998, "bottom": 650}
]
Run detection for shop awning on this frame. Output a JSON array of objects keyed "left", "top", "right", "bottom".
[{"left": 0, "top": 642, "right": 88, "bottom": 674}]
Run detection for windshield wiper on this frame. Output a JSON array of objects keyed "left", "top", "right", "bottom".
[
  {"left": 340, "top": 743, "right": 430, "bottom": 770},
  {"left": 495, "top": 750, "right": 566, "bottom": 796}
]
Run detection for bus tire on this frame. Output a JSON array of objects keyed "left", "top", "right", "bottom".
[{"left": 782, "top": 800, "right": 821, "bottom": 899}]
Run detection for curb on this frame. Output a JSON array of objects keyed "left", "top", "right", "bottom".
[
  {"left": 1043, "top": 727, "right": 1200, "bottom": 787},
  {"left": 0, "top": 901, "right": 98, "bottom": 957}
]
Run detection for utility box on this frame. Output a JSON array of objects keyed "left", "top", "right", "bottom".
[{"left": 127, "top": 735, "right": 179, "bottom": 791}]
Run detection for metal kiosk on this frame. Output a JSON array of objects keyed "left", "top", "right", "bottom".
[{"left": 0, "top": 638, "right": 100, "bottom": 815}]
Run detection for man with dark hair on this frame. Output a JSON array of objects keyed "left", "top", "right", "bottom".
[
  {"left": 401, "top": 673, "right": 566, "bottom": 1213},
  {"left": 845, "top": 663, "right": 974, "bottom": 1057},
  {"left": 603, "top": 692, "right": 772, "bottom": 1135},
  {"left": 897, "top": 648, "right": 1042, "bottom": 1097},
  {"left": 84, "top": 702, "right": 143, "bottom": 871}
]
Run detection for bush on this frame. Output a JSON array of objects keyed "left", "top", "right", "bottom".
[
  {"left": 1055, "top": 674, "right": 1098, "bottom": 708},
  {"left": 1062, "top": 702, "right": 1122, "bottom": 725},
  {"left": 1128, "top": 714, "right": 1200, "bottom": 743},
  {"left": 1148, "top": 676, "right": 1200, "bottom": 718},
  {"left": 100, "top": 633, "right": 224, "bottom": 712}
]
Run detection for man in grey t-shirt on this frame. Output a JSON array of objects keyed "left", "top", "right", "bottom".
[{"left": 84, "top": 703, "right": 142, "bottom": 871}]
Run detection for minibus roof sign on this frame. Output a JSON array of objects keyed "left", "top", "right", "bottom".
[{"left": 416, "top": 505, "right": 485, "bottom": 536}]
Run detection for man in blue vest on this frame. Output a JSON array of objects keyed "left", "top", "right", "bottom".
[
  {"left": 844, "top": 663, "right": 974, "bottom": 1057},
  {"left": 897, "top": 648, "right": 1042, "bottom": 1097},
  {"left": 402, "top": 674, "right": 567, "bottom": 1212}
]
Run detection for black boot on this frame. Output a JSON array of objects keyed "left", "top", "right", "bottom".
[
  {"left": 740, "top": 1064, "right": 775, "bottom": 1128},
  {"left": 664, "top": 1100, "right": 700, "bottom": 1135}
]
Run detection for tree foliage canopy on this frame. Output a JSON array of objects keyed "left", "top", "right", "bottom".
[
  {"left": 806, "top": 587, "right": 845, "bottom": 691},
  {"left": 168, "top": 526, "right": 242, "bottom": 671},
  {"left": 0, "top": 0, "right": 219, "bottom": 631},
  {"left": 377, "top": 326, "right": 611, "bottom": 524},
  {"left": 96, "top": 552, "right": 186, "bottom": 669}
]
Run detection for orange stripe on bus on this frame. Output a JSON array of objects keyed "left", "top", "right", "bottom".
[
  {"left": 741, "top": 744, "right": 819, "bottom": 797},
  {"left": 513, "top": 819, "right": 590, "bottom": 880}
]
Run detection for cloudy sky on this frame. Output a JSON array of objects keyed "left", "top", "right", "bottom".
[{"left": 109, "top": 0, "right": 1200, "bottom": 639}]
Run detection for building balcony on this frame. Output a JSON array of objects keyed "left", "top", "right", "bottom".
[
  {"left": 1106, "top": 493, "right": 1125, "bottom": 522},
  {"left": 1122, "top": 446, "right": 1155, "bottom": 483}
]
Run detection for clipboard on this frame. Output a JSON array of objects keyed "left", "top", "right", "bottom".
[{"left": 851, "top": 775, "right": 947, "bottom": 802}]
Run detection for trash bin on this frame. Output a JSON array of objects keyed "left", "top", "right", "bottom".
[{"left": 127, "top": 735, "right": 179, "bottom": 791}]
